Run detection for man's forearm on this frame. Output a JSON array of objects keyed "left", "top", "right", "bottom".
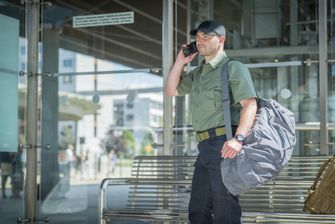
[
  {"left": 165, "top": 61, "right": 184, "bottom": 96},
  {"left": 235, "top": 98, "right": 257, "bottom": 136}
]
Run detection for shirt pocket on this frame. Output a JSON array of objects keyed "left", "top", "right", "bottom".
[{"left": 199, "top": 89, "right": 216, "bottom": 113}]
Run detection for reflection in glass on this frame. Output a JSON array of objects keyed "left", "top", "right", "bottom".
[{"left": 0, "top": 14, "right": 19, "bottom": 152}]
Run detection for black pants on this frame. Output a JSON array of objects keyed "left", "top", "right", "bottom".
[{"left": 188, "top": 135, "right": 241, "bottom": 224}]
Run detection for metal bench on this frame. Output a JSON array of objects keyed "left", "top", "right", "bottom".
[{"left": 99, "top": 155, "right": 335, "bottom": 223}]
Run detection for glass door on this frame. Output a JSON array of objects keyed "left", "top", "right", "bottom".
[
  {"left": 0, "top": 2, "right": 26, "bottom": 224},
  {"left": 39, "top": 1, "right": 164, "bottom": 223}
]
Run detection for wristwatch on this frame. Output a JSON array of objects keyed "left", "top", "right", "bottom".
[{"left": 234, "top": 134, "right": 246, "bottom": 144}]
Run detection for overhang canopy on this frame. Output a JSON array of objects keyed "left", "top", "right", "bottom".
[{"left": 19, "top": 84, "right": 101, "bottom": 121}]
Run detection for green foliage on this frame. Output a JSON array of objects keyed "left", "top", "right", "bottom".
[
  {"left": 103, "top": 128, "right": 135, "bottom": 157},
  {"left": 121, "top": 130, "right": 135, "bottom": 157},
  {"left": 140, "top": 131, "right": 154, "bottom": 155}
]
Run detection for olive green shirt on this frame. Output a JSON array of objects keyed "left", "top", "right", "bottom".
[{"left": 177, "top": 51, "right": 257, "bottom": 132}]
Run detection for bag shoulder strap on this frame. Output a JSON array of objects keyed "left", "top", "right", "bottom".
[
  {"left": 221, "top": 59, "right": 233, "bottom": 140},
  {"left": 221, "top": 59, "right": 260, "bottom": 140}
]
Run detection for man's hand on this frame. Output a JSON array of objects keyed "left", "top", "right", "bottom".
[
  {"left": 221, "top": 138, "right": 243, "bottom": 159},
  {"left": 165, "top": 45, "right": 197, "bottom": 97},
  {"left": 221, "top": 97, "right": 257, "bottom": 159}
]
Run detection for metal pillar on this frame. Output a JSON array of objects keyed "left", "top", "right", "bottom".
[
  {"left": 25, "top": 0, "right": 40, "bottom": 222},
  {"left": 162, "top": 0, "right": 173, "bottom": 155},
  {"left": 319, "top": 0, "right": 328, "bottom": 155},
  {"left": 41, "top": 29, "right": 59, "bottom": 200},
  {"left": 289, "top": 0, "right": 300, "bottom": 155}
]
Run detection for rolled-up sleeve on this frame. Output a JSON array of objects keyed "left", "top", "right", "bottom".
[{"left": 229, "top": 61, "right": 257, "bottom": 104}]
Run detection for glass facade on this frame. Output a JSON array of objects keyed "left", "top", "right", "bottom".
[{"left": 0, "top": 0, "right": 334, "bottom": 223}]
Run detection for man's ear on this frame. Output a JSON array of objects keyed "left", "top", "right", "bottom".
[{"left": 219, "top": 36, "right": 225, "bottom": 44}]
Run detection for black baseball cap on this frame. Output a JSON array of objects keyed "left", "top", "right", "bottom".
[{"left": 190, "top": 20, "right": 226, "bottom": 36}]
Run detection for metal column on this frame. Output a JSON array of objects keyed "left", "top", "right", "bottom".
[
  {"left": 319, "top": 0, "right": 328, "bottom": 155},
  {"left": 162, "top": 0, "right": 174, "bottom": 155},
  {"left": 41, "top": 30, "right": 59, "bottom": 201},
  {"left": 25, "top": 0, "right": 40, "bottom": 222}
]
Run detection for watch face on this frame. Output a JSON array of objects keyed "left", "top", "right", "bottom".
[{"left": 235, "top": 134, "right": 246, "bottom": 142}]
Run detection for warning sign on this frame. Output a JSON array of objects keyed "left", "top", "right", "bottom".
[{"left": 73, "top": 11, "right": 134, "bottom": 28}]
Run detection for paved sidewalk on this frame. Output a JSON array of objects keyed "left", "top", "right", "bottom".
[
  {"left": 0, "top": 184, "right": 100, "bottom": 224},
  {"left": 0, "top": 166, "right": 144, "bottom": 224}
]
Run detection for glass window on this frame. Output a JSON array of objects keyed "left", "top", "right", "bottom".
[
  {"left": 63, "top": 59, "right": 73, "bottom": 67},
  {"left": 0, "top": 1, "right": 26, "bottom": 223},
  {"left": 20, "top": 46, "right": 25, "bottom": 55},
  {"left": 174, "top": 0, "right": 330, "bottom": 156}
]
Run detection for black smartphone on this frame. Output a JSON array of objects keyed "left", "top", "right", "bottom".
[{"left": 182, "top": 41, "right": 198, "bottom": 57}]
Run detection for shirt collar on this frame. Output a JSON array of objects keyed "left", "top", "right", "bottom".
[
  {"left": 208, "top": 51, "right": 227, "bottom": 68},
  {"left": 200, "top": 51, "right": 227, "bottom": 69}
]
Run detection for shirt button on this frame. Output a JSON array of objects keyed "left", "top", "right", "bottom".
[{"left": 196, "top": 104, "right": 198, "bottom": 107}]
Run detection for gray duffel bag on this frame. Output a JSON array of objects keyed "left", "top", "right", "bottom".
[
  {"left": 220, "top": 98, "right": 296, "bottom": 195},
  {"left": 220, "top": 61, "right": 296, "bottom": 196}
]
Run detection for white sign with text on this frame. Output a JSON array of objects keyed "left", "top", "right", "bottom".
[{"left": 73, "top": 11, "right": 134, "bottom": 28}]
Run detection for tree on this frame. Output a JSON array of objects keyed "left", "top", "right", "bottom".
[
  {"left": 140, "top": 131, "right": 154, "bottom": 155},
  {"left": 103, "top": 128, "right": 135, "bottom": 157},
  {"left": 121, "top": 130, "right": 135, "bottom": 157}
]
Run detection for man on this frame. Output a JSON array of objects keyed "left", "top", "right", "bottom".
[{"left": 165, "top": 20, "right": 257, "bottom": 223}]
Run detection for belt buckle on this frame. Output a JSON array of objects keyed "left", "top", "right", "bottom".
[{"left": 196, "top": 131, "right": 209, "bottom": 142}]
